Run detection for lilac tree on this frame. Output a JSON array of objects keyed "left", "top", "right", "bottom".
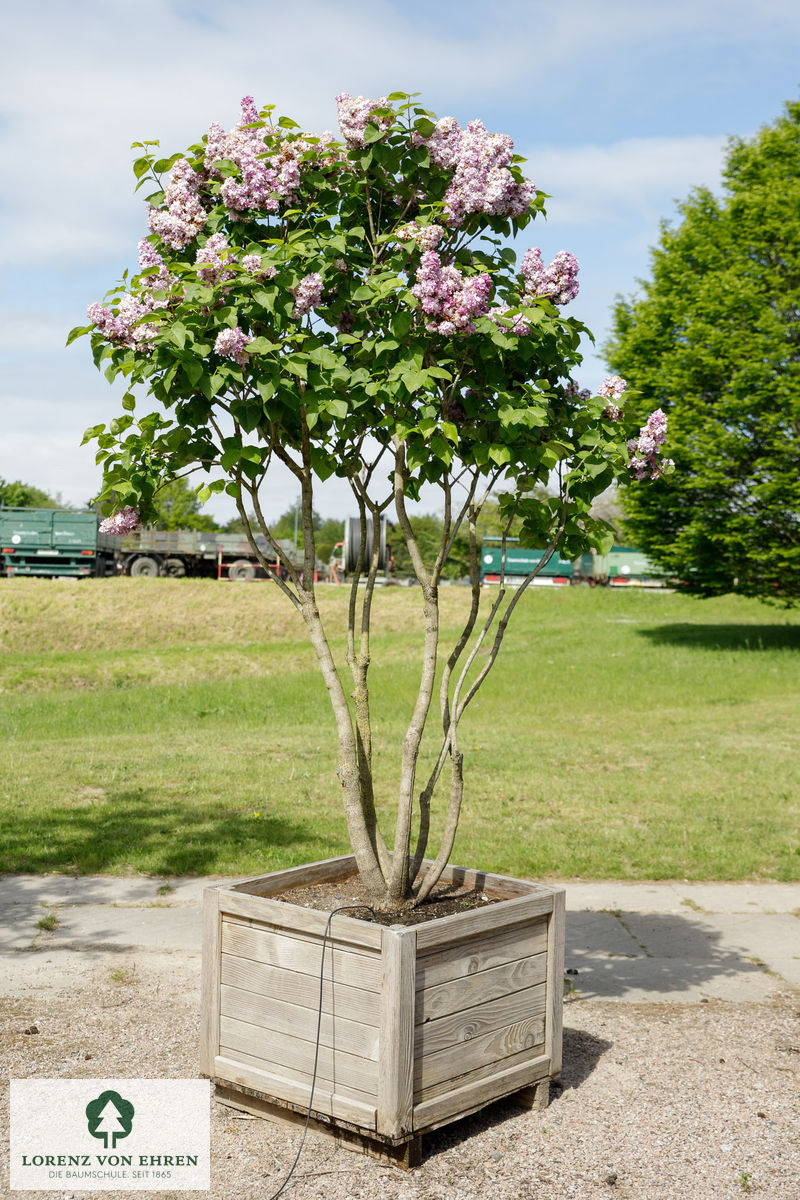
[{"left": 72, "top": 93, "right": 669, "bottom": 910}]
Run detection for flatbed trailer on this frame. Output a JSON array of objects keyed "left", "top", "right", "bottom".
[{"left": 118, "top": 529, "right": 306, "bottom": 579}]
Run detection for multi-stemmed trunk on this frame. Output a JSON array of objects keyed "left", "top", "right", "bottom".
[{"left": 233, "top": 412, "right": 568, "bottom": 912}]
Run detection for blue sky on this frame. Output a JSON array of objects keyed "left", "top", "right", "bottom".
[{"left": 2, "top": 0, "right": 798, "bottom": 522}]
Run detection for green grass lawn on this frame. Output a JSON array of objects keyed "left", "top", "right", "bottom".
[{"left": 1, "top": 578, "right": 798, "bottom": 881}]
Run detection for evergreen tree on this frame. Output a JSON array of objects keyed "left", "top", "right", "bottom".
[{"left": 606, "top": 101, "right": 800, "bottom": 603}]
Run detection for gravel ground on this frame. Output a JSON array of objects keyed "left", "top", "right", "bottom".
[{"left": 1, "top": 962, "right": 799, "bottom": 1200}]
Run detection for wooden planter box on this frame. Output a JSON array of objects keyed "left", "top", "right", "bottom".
[{"left": 201, "top": 855, "right": 565, "bottom": 1163}]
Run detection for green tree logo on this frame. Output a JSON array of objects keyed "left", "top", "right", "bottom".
[{"left": 85, "top": 1090, "right": 135, "bottom": 1149}]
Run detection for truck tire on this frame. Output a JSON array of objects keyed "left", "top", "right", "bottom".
[
  {"left": 228, "top": 559, "right": 256, "bottom": 581},
  {"left": 130, "top": 555, "right": 162, "bottom": 577},
  {"left": 164, "top": 557, "right": 187, "bottom": 578}
]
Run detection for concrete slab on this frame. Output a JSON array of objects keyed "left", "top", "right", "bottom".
[
  {"left": 560, "top": 879, "right": 800, "bottom": 915},
  {"left": 1, "top": 874, "right": 798, "bottom": 1004},
  {"left": 0, "top": 874, "right": 235, "bottom": 909}
]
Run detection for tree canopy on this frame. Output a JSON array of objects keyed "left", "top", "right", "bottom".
[
  {"left": 606, "top": 100, "right": 800, "bottom": 603},
  {"left": 0, "top": 479, "right": 61, "bottom": 509},
  {"left": 149, "top": 477, "right": 218, "bottom": 531}
]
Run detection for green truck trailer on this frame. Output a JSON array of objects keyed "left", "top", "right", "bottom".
[
  {"left": 478, "top": 541, "right": 667, "bottom": 588},
  {"left": 479, "top": 544, "right": 575, "bottom": 584},
  {"left": 573, "top": 545, "right": 667, "bottom": 586},
  {"left": 0, "top": 509, "right": 118, "bottom": 577}
]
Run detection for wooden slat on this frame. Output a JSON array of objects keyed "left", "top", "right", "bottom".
[
  {"left": 229, "top": 855, "right": 357, "bottom": 897},
  {"left": 213, "top": 1054, "right": 377, "bottom": 1130},
  {"left": 414, "top": 891, "right": 554, "bottom": 953},
  {"left": 416, "top": 919, "right": 547, "bottom": 991},
  {"left": 220, "top": 984, "right": 379, "bottom": 1059},
  {"left": 219, "top": 1044, "right": 376, "bottom": 1107},
  {"left": 219, "top": 1015, "right": 377, "bottom": 1096},
  {"left": 221, "top": 919, "right": 381, "bottom": 989},
  {"left": 219, "top": 891, "right": 382, "bottom": 950},
  {"left": 416, "top": 982, "right": 546, "bottom": 1058},
  {"left": 416, "top": 1017, "right": 545, "bottom": 1093},
  {"left": 435, "top": 862, "right": 543, "bottom": 899},
  {"left": 199, "top": 888, "right": 221, "bottom": 1076},
  {"left": 417, "top": 952, "right": 547, "bottom": 1023},
  {"left": 413, "top": 1054, "right": 550, "bottom": 1133},
  {"left": 417, "top": 1040, "right": 546, "bottom": 1103},
  {"left": 377, "top": 927, "right": 416, "bottom": 1140},
  {"left": 221, "top": 953, "right": 379, "bottom": 1025},
  {"left": 545, "top": 887, "right": 566, "bottom": 1078}
]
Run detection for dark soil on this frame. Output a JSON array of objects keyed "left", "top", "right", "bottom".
[{"left": 273, "top": 874, "right": 500, "bottom": 927}]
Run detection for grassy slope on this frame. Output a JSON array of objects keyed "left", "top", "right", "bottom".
[{"left": 1, "top": 578, "right": 798, "bottom": 880}]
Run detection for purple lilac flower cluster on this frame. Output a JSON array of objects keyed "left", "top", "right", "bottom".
[
  {"left": 205, "top": 96, "right": 325, "bottom": 217},
  {"left": 292, "top": 273, "right": 323, "bottom": 317},
  {"left": 628, "top": 409, "right": 672, "bottom": 480},
  {"left": 147, "top": 159, "right": 207, "bottom": 250},
  {"left": 137, "top": 239, "right": 175, "bottom": 292},
  {"left": 564, "top": 380, "right": 592, "bottom": 402},
  {"left": 397, "top": 221, "right": 444, "bottom": 252},
  {"left": 99, "top": 506, "right": 141, "bottom": 535},
  {"left": 520, "top": 248, "right": 579, "bottom": 307},
  {"left": 87, "top": 242, "right": 176, "bottom": 348},
  {"left": 487, "top": 247, "right": 579, "bottom": 336},
  {"left": 597, "top": 374, "right": 627, "bottom": 420},
  {"left": 335, "top": 93, "right": 392, "bottom": 148},
  {"left": 487, "top": 304, "right": 532, "bottom": 336},
  {"left": 242, "top": 255, "right": 277, "bottom": 279},
  {"left": 214, "top": 326, "right": 253, "bottom": 366},
  {"left": 195, "top": 234, "right": 277, "bottom": 284},
  {"left": 411, "top": 251, "right": 492, "bottom": 335},
  {"left": 87, "top": 294, "right": 159, "bottom": 350},
  {"left": 424, "top": 117, "right": 535, "bottom": 227},
  {"left": 195, "top": 233, "right": 238, "bottom": 284}
]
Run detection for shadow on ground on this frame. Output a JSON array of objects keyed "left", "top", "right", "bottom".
[
  {"left": 0, "top": 789, "right": 323, "bottom": 875},
  {"left": 638, "top": 623, "right": 800, "bottom": 652},
  {"left": 420, "top": 1027, "right": 613, "bottom": 1163},
  {"left": 566, "top": 909, "right": 773, "bottom": 1000}
]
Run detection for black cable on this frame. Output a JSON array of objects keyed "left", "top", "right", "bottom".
[{"left": 265, "top": 904, "right": 377, "bottom": 1200}]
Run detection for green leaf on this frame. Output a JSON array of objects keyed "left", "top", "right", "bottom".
[
  {"left": 489, "top": 444, "right": 512, "bottom": 466},
  {"left": 66, "top": 324, "right": 92, "bottom": 346},
  {"left": 391, "top": 311, "right": 414, "bottom": 339},
  {"left": 169, "top": 322, "right": 187, "bottom": 350},
  {"left": 284, "top": 357, "right": 308, "bottom": 381},
  {"left": 121, "top": 393, "right": 136, "bottom": 412},
  {"left": 81, "top": 423, "right": 105, "bottom": 445},
  {"left": 402, "top": 368, "right": 428, "bottom": 393},
  {"left": 247, "top": 337, "right": 277, "bottom": 354}
]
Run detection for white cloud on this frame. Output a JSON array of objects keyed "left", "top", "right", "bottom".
[
  {"left": 528, "top": 136, "right": 728, "bottom": 228},
  {"left": 0, "top": 312, "right": 76, "bottom": 352}
]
